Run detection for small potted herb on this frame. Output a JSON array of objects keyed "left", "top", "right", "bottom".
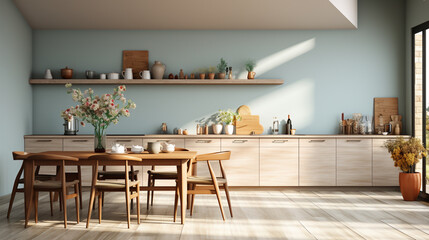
[
  {"left": 198, "top": 68, "right": 207, "bottom": 79},
  {"left": 245, "top": 60, "right": 256, "bottom": 79},
  {"left": 217, "top": 109, "right": 241, "bottom": 135},
  {"left": 208, "top": 66, "right": 216, "bottom": 80},
  {"left": 217, "top": 58, "right": 228, "bottom": 79}
]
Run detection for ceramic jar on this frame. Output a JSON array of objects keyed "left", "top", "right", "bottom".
[
  {"left": 213, "top": 124, "right": 223, "bottom": 135},
  {"left": 151, "top": 61, "right": 166, "bottom": 79},
  {"left": 147, "top": 142, "right": 161, "bottom": 154},
  {"left": 61, "top": 67, "right": 73, "bottom": 79}
]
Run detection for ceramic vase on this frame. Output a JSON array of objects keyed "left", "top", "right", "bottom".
[
  {"left": 94, "top": 125, "right": 106, "bottom": 153},
  {"left": 399, "top": 172, "right": 421, "bottom": 201},
  {"left": 151, "top": 61, "right": 166, "bottom": 79},
  {"left": 225, "top": 124, "right": 234, "bottom": 135},
  {"left": 213, "top": 124, "right": 223, "bottom": 135},
  {"left": 247, "top": 71, "right": 256, "bottom": 79},
  {"left": 44, "top": 69, "right": 53, "bottom": 79}
]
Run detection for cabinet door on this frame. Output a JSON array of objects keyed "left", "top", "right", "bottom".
[
  {"left": 373, "top": 139, "right": 399, "bottom": 186},
  {"left": 260, "top": 139, "right": 298, "bottom": 186},
  {"left": 185, "top": 139, "right": 221, "bottom": 177},
  {"left": 337, "top": 139, "right": 372, "bottom": 186},
  {"left": 142, "top": 138, "right": 185, "bottom": 186},
  {"left": 63, "top": 138, "right": 94, "bottom": 186},
  {"left": 299, "top": 139, "right": 336, "bottom": 186},
  {"left": 221, "top": 139, "right": 259, "bottom": 186},
  {"left": 24, "top": 138, "right": 63, "bottom": 175}
]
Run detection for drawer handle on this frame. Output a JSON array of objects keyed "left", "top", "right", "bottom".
[
  {"left": 72, "top": 140, "right": 88, "bottom": 142},
  {"left": 272, "top": 140, "right": 288, "bottom": 143},
  {"left": 232, "top": 140, "right": 248, "bottom": 143},
  {"left": 36, "top": 140, "right": 52, "bottom": 142},
  {"left": 156, "top": 140, "right": 170, "bottom": 142},
  {"left": 116, "top": 140, "right": 132, "bottom": 142},
  {"left": 346, "top": 140, "right": 361, "bottom": 142},
  {"left": 196, "top": 140, "right": 212, "bottom": 143},
  {"left": 309, "top": 140, "right": 325, "bottom": 143}
]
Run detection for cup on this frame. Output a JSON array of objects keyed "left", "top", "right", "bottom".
[
  {"left": 147, "top": 142, "right": 161, "bottom": 154},
  {"left": 291, "top": 129, "right": 296, "bottom": 135},
  {"left": 108, "top": 73, "right": 119, "bottom": 79},
  {"left": 85, "top": 70, "right": 95, "bottom": 79},
  {"left": 100, "top": 73, "right": 106, "bottom": 79},
  {"left": 131, "top": 145, "right": 143, "bottom": 153},
  {"left": 139, "top": 70, "right": 151, "bottom": 79},
  {"left": 112, "top": 143, "right": 125, "bottom": 153}
]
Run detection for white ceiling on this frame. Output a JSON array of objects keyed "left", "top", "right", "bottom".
[{"left": 14, "top": 0, "right": 358, "bottom": 30}]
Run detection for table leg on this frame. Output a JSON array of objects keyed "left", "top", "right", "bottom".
[
  {"left": 177, "top": 161, "right": 187, "bottom": 224},
  {"left": 23, "top": 160, "right": 34, "bottom": 228}
]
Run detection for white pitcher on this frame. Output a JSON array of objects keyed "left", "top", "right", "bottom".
[{"left": 122, "top": 68, "right": 133, "bottom": 79}]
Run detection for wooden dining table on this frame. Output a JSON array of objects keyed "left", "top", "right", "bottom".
[{"left": 14, "top": 150, "right": 197, "bottom": 225}]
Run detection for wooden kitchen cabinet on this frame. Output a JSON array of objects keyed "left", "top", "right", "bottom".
[
  {"left": 299, "top": 139, "right": 336, "bottom": 186},
  {"left": 63, "top": 138, "right": 94, "bottom": 186},
  {"left": 260, "top": 139, "right": 299, "bottom": 186},
  {"left": 337, "top": 139, "right": 372, "bottom": 186},
  {"left": 24, "top": 138, "right": 63, "bottom": 175},
  {"left": 185, "top": 138, "right": 221, "bottom": 177},
  {"left": 221, "top": 138, "right": 259, "bottom": 186},
  {"left": 373, "top": 139, "right": 399, "bottom": 186}
]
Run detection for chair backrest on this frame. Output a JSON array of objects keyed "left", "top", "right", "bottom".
[
  {"left": 12, "top": 151, "right": 28, "bottom": 160},
  {"left": 195, "top": 151, "right": 231, "bottom": 162},
  {"left": 175, "top": 147, "right": 189, "bottom": 152}
]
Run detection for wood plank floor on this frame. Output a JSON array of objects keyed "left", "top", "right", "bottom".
[{"left": 1, "top": 188, "right": 429, "bottom": 240}]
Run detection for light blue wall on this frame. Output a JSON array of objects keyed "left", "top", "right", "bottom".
[
  {"left": 405, "top": 0, "right": 429, "bottom": 135},
  {"left": 31, "top": 0, "right": 406, "bottom": 135},
  {"left": 0, "top": 0, "right": 32, "bottom": 195}
]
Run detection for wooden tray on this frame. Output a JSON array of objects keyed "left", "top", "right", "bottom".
[
  {"left": 373, "top": 97, "right": 398, "bottom": 125},
  {"left": 122, "top": 50, "right": 149, "bottom": 79}
]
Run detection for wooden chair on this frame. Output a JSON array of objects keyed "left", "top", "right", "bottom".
[
  {"left": 26, "top": 154, "right": 80, "bottom": 228},
  {"left": 7, "top": 151, "right": 57, "bottom": 219},
  {"left": 146, "top": 147, "right": 189, "bottom": 209},
  {"left": 86, "top": 154, "right": 141, "bottom": 229},
  {"left": 173, "top": 151, "right": 233, "bottom": 221}
]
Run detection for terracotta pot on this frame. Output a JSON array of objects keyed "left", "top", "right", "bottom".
[
  {"left": 218, "top": 72, "right": 226, "bottom": 79},
  {"left": 247, "top": 71, "right": 256, "bottom": 79},
  {"left": 151, "top": 61, "right": 166, "bottom": 79},
  {"left": 199, "top": 73, "right": 206, "bottom": 79},
  {"left": 208, "top": 73, "right": 215, "bottom": 79},
  {"left": 61, "top": 66, "right": 73, "bottom": 79},
  {"left": 399, "top": 172, "right": 421, "bottom": 201}
]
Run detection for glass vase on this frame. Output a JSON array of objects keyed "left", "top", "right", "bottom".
[{"left": 94, "top": 124, "right": 106, "bottom": 153}]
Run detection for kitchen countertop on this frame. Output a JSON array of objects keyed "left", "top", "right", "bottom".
[{"left": 25, "top": 134, "right": 410, "bottom": 139}]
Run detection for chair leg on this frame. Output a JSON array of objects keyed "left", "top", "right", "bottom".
[
  {"left": 102, "top": 192, "right": 104, "bottom": 207},
  {"left": 173, "top": 184, "right": 179, "bottom": 222},
  {"left": 59, "top": 193, "right": 62, "bottom": 212},
  {"left": 151, "top": 179, "right": 155, "bottom": 206},
  {"left": 190, "top": 185, "right": 196, "bottom": 216},
  {"left": 7, "top": 165, "right": 24, "bottom": 219},
  {"left": 125, "top": 189, "right": 131, "bottom": 229},
  {"left": 74, "top": 184, "right": 80, "bottom": 224},
  {"left": 213, "top": 182, "right": 225, "bottom": 221},
  {"left": 49, "top": 192, "right": 54, "bottom": 216},
  {"left": 98, "top": 192, "right": 102, "bottom": 224},
  {"left": 136, "top": 184, "right": 140, "bottom": 225},
  {"left": 223, "top": 183, "right": 233, "bottom": 218},
  {"left": 146, "top": 174, "right": 151, "bottom": 210},
  {"left": 86, "top": 187, "right": 96, "bottom": 228},
  {"left": 78, "top": 181, "right": 83, "bottom": 210},
  {"left": 34, "top": 191, "right": 39, "bottom": 223},
  {"left": 62, "top": 190, "right": 68, "bottom": 228}
]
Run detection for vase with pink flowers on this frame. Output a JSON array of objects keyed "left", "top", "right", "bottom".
[{"left": 61, "top": 84, "right": 136, "bottom": 152}]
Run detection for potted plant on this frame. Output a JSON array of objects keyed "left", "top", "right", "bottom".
[
  {"left": 208, "top": 66, "right": 216, "bottom": 80},
  {"left": 61, "top": 84, "right": 136, "bottom": 152},
  {"left": 217, "top": 109, "right": 241, "bottom": 135},
  {"left": 385, "top": 137, "right": 427, "bottom": 201},
  {"left": 198, "top": 68, "right": 207, "bottom": 79},
  {"left": 245, "top": 60, "right": 256, "bottom": 79},
  {"left": 217, "top": 58, "right": 228, "bottom": 79}
]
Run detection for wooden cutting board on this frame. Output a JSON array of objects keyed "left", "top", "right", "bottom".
[
  {"left": 373, "top": 97, "right": 398, "bottom": 125},
  {"left": 122, "top": 50, "right": 149, "bottom": 79},
  {"left": 236, "top": 105, "right": 264, "bottom": 135}
]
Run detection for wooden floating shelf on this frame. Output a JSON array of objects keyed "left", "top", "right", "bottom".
[{"left": 29, "top": 79, "right": 284, "bottom": 85}]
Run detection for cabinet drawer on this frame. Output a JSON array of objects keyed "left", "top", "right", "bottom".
[
  {"left": 143, "top": 138, "right": 185, "bottom": 149},
  {"left": 299, "top": 139, "right": 335, "bottom": 147},
  {"left": 373, "top": 139, "right": 399, "bottom": 186},
  {"left": 25, "top": 138, "right": 63, "bottom": 152},
  {"left": 63, "top": 138, "right": 94, "bottom": 151},
  {"left": 221, "top": 139, "right": 259, "bottom": 147},
  {"left": 260, "top": 139, "right": 298, "bottom": 147},
  {"left": 185, "top": 139, "right": 220, "bottom": 148},
  {"left": 107, "top": 138, "right": 143, "bottom": 149},
  {"left": 337, "top": 139, "right": 371, "bottom": 147}
]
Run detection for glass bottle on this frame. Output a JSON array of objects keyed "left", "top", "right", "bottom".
[{"left": 272, "top": 117, "right": 279, "bottom": 135}]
